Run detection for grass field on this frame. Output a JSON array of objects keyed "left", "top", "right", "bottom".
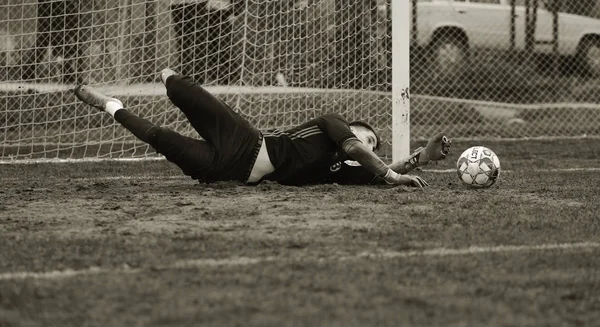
[{"left": 1, "top": 138, "right": 600, "bottom": 327}]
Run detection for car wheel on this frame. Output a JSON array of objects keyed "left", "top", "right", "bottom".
[
  {"left": 578, "top": 37, "right": 600, "bottom": 77},
  {"left": 430, "top": 33, "right": 468, "bottom": 78}
]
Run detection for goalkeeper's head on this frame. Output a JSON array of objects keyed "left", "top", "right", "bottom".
[{"left": 349, "top": 121, "right": 381, "bottom": 152}]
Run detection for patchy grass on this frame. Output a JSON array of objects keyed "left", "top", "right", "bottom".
[{"left": 1, "top": 139, "right": 600, "bottom": 326}]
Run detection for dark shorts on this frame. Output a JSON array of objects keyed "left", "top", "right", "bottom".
[{"left": 159, "top": 75, "right": 262, "bottom": 183}]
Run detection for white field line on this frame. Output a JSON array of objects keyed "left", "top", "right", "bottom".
[
  {"left": 423, "top": 167, "right": 600, "bottom": 174},
  {"left": 0, "top": 242, "right": 598, "bottom": 281},
  {"left": 0, "top": 257, "right": 278, "bottom": 281},
  {"left": 0, "top": 157, "right": 165, "bottom": 165},
  {"left": 0, "top": 175, "right": 188, "bottom": 183},
  {"left": 354, "top": 242, "right": 600, "bottom": 259},
  {"left": 2, "top": 167, "right": 600, "bottom": 183}
]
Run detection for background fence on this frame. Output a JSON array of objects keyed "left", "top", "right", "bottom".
[{"left": 1, "top": 0, "right": 600, "bottom": 161}]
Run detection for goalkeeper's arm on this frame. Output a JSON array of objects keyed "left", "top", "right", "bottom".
[{"left": 341, "top": 139, "right": 428, "bottom": 187}]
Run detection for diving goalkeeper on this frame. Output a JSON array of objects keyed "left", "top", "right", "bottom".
[{"left": 74, "top": 69, "right": 451, "bottom": 187}]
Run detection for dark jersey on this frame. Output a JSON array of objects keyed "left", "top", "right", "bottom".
[{"left": 262, "top": 114, "right": 359, "bottom": 185}]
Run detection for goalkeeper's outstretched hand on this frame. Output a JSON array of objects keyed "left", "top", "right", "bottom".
[
  {"left": 383, "top": 170, "right": 429, "bottom": 187},
  {"left": 399, "top": 174, "right": 429, "bottom": 187}
]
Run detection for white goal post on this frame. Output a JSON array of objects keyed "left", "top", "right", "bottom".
[{"left": 391, "top": 0, "right": 411, "bottom": 161}]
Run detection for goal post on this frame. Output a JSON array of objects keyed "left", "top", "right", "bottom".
[{"left": 391, "top": 0, "right": 411, "bottom": 161}]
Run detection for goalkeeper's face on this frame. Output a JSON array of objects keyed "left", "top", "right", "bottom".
[{"left": 350, "top": 125, "right": 378, "bottom": 151}]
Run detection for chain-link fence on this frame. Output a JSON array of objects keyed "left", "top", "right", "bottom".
[
  {"left": 1, "top": 0, "right": 599, "bottom": 161},
  {"left": 410, "top": 0, "right": 600, "bottom": 140}
]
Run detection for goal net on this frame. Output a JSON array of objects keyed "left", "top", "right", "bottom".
[
  {"left": 1, "top": 0, "right": 600, "bottom": 163},
  {"left": 0, "top": 0, "right": 394, "bottom": 162}
]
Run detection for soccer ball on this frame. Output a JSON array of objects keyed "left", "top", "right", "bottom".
[{"left": 456, "top": 146, "right": 500, "bottom": 188}]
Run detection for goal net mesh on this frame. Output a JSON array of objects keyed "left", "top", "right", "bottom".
[
  {"left": 1, "top": 0, "right": 600, "bottom": 162},
  {"left": 1, "top": 0, "right": 392, "bottom": 161}
]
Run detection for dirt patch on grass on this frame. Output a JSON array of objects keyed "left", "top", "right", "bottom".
[{"left": 2, "top": 154, "right": 600, "bottom": 326}]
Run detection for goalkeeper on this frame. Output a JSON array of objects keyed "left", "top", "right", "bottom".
[{"left": 74, "top": 69, "right": 450, "bottom": 187}]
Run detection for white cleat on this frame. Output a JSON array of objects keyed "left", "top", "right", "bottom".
[
  {"left": 160, "top": 68, "right": 178, "bottom": 85},
  {"left": 73, "top": 85, "right": 122, "bottom": 111}
]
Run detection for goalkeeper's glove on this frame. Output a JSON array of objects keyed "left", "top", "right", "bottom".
[{"left": 383, "top": 169, "right": 428, "bottom": 187}]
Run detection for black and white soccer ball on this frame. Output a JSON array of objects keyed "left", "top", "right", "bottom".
[{"left": 456, "top": 146, "right": 500, "bottom": 188}]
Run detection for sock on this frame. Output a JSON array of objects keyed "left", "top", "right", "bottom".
[{"left": 105, "top": 100, "right": 124, "bottom": 117}]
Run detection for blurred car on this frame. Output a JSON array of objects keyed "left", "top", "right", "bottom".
[{"left": 412, "top": 0, "right": 600, "bottom": 76}]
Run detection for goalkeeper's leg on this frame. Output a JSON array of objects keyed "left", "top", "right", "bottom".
[
  {"left": 160, "top": 68, "right": 263, "bottom": 182},
  {"left": 390, "top": 132, "right": 451, "bottom": 174},
  {"left": 160, "top": 68, "right": 259, "bottom": 154},
  {"left": 73, "top": 85, "right": 216, "bottom": 180}
]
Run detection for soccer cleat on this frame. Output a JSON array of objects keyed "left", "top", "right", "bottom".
[
  {"left": 423, "top": 132, "right": 451, "bottom": 162},
  {"left": 160, "top": 68, "right": 178, "bottom": 85},
  {"left": 74, "top": 85, "right": 122, "bottom": 111},
  {"left": 401, "top": 133, "right": 451, "bottom": 172}
]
